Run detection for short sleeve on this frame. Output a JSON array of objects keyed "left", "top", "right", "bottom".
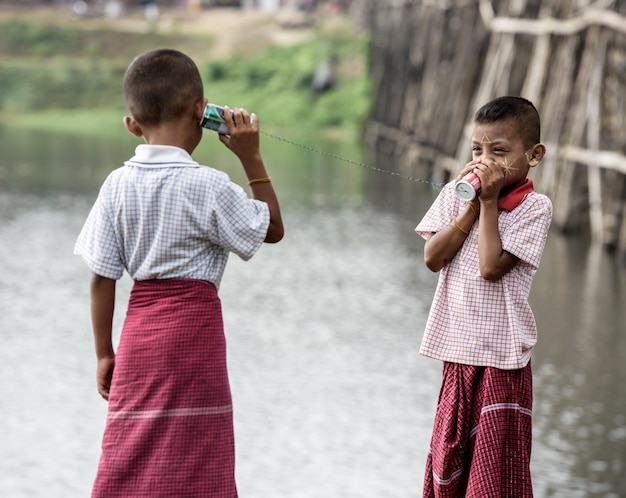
[
  {"left": 209, "top": 182, "right": 270, "bottom": 261},
  {"left": 501, "top": 193, "right": 552, "bottom": 269},
  {"left": 415, "top": 182, "right": 458, "bottom": 240},
  {"left": 74, "top": 182, "right": 125, "bottom": 279}
]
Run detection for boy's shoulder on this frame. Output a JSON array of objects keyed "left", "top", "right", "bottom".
[
  {"left": 525, "top": 190, "right": 552, "bottom": 212},
  {"left": 99, "top": 161, "right": 232, "bottom": 196}
]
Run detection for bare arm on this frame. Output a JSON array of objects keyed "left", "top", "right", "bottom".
[
  {"left": 423, "top": 203, "right": 478, "bottom": 272},
  {"left": 90, "top": 273, "right": 116, "bottom": 400},
  {"left": 220, "top": 106, "right": 284, "bottom": 243},
  {"left": 476, "top": 198, "right": 520, "bottom": 280},
  {"left": 473, "top": 161, "right": 520, "bottom": 280}
]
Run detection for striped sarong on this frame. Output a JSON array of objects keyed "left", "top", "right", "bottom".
[
  {"left": 423, "top": 362, "right": 533, "bottom": 498},
  {"left": 92, "top": 279, "right": 237, "bottom": 498}
]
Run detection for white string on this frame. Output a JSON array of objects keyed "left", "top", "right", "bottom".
[{"left": 260, "top": 130, "right": 446, "bottom": 189}]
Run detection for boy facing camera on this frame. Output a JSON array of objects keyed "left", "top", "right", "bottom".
[{"left": 416, "top": 96, "right": 552, "bottom": 497}]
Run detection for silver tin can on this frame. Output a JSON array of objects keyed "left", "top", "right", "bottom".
[{"left": 455, "top": 172, "right": 481, "bottom": 201}]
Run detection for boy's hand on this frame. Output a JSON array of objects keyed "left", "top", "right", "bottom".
[
  {"left": 474, "top": 157, "right": 505, "bottom": 201},
  {"left": 96, "top": 355, "right": 115, "bottom": 401},
  {"left": 457, "top": 158, "right": 505, "bottom": 202},
  {"left": 219, "top": 106, "right": 260, "bottom": 163}
]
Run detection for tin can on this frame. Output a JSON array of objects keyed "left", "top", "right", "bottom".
[
  {"left": 199, "top": 103, "right": 230, "bottom": 135},
  {"left": 455, "top": 172, "right": 481, "bottom": 201}
]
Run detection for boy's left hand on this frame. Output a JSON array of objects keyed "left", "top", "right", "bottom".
[{"left": 473, "top": 157, "right": 505, "bottom": 201}]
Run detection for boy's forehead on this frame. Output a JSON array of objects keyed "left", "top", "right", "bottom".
[{"left": 471, "top": 120, "right": 519, "bottom": 143}]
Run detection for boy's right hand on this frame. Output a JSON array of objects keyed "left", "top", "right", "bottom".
[
  {"left": 218, "top": 105, "right": 260, "bottom": 163},
  {"left": 455, "top": 159, "right": 480, "bottom": 183},
  {"left": 96, "top": 355, "right": 115, "bottom": 401}
]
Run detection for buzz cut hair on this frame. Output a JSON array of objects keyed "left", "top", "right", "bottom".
[
  {"left": 123, "top": 49, "right": 204, "bottom": 127},
  {"left": 474, "top": 96, "right": 541, "bottom": 149}
]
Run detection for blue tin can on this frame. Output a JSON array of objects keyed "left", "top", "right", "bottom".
[{"left": 199, "top": 103, "right": 230, "bottom": 135}]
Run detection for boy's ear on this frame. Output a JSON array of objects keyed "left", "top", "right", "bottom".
[
  {"left": 527, "top": 143, "right": 546, "bottom": 167},
  {"left": 123, "top": 116, "right": 143, "bottom": 137},
  {"left": 194, "top": 97, "right": 208, "bottom": 122}
]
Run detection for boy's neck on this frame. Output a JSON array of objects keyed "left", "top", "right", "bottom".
[
  {"left": 141, "top": 121, "right": 200, "bottom": 154},
  {"left": 502, "top": 177, "right": 528, "bottom": 193},
  {"left": 124, "top": 113, "right": 201, "bottom": 155}
]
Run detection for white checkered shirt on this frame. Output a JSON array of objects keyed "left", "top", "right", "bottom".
[
  {"left": 415, "top": 181, "right": 552, "bottom": 369},
  {"left": 74, "top": 144, "right": 270, "bottom": 287}
]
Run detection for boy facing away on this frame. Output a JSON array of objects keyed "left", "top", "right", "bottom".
[
  {"left": 415, "top": 96, "right": 552, "bottom": 497},
  {"left": 75, "top": 49, "right": 283, "bottom": 498}
]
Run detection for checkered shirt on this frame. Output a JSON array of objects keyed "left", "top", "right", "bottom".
[
  {"left": 74, "top": 144, "right": 270, "bottom": 287},
  {"left": 415, "top": 182, "right": 552, "bottom": 369}
]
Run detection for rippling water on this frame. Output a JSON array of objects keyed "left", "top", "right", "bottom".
[{"left": 1, "top": 127, "right": 625, "bottom": 497}]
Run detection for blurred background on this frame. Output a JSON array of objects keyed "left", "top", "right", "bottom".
[{"left": 1, "top": 1, "right": 625, "bottom": 497}]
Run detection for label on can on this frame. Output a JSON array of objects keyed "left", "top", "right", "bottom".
[
  {"left": 455, "top": 172, "right": 481, "bottom": 201},
  {"left": 199, "top": 103, "right": 229, "bottom": 135}
]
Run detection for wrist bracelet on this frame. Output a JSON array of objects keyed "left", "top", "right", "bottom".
[
  {"left": 247, "top": 177, "right": 271, "bottom": 186},
  {"left": 450, "top": 217, "right": 470, "bottom": 237},
  {"left": 466, "top": 202, "right": 478, "bottom": 218}
]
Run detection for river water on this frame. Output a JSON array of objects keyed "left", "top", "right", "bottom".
[{"left": 1, "top": 125, "right": 625, "bottom": 497}]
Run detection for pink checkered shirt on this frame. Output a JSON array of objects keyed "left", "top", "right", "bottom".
[{"left": 415, "top": 182, "right": 552, "bottom": 370}]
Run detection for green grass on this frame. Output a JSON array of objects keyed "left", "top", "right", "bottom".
[
  {"left": 200, "top": 39, "right": 371, "bottom": 138},
  {"left": 0, "top": 17, "right": 217, "bottom": 61}
]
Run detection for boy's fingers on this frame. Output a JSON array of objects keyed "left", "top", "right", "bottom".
[
  {"left": 236, "top": 109, "right": 251, "bottom": 127},
  {"left": 218, "top": 133, "right": 230, "bottom": 148},
  {"left": 223, "top": 105, "right": 232, "bottom": 122},
  {"left": 222, "top": 106, "right": 257, "bottom": 131},
  {"left": 98, "top": 384, "right": 109, "bottom": 400}
]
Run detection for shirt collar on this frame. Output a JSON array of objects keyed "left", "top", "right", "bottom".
[
  {"left": 124, "top": 144, "right": 199, "bottom": 169},
  {"left": 498, "top": 178, "right": 534, "bottom": 211}
]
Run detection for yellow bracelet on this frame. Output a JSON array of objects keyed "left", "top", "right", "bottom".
[
  {"left": 450, "top": 217, "right": 470, "bottom": 237},
  {"left": 247, "top": 177, "right": 271, "bottom": 186},
  {"left": 466, "top": 202, "right": 478, "bottom": 218}
]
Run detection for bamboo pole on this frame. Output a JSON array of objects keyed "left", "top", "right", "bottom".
[
  {"left": 557, "top": 145, "right": 626, "bottom": 175},
  {"left": 535, "top": 33, "right": 579, "bottom": 197},
  {"left": 618, "top": 193, "right": 626, "bottom": 259},
  {"left": 586, "top": 28, "right": 609, "bottom": 244},
  {"left": 479, "top": 0, "right": 626, "bottom": 36},
  {"left": 551, "top": 0, "right": 598, "bottom": 231},
  {"left": 520, "top": 4, "right": 553, "bottom": 103}
]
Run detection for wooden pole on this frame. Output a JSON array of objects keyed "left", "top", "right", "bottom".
[{"left": 586, "top": 28, "right": 609, "bottom": 244}]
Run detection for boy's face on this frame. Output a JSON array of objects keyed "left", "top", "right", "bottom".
[{"left": 471, "top": 119, "right": 536, "bottom": 190}]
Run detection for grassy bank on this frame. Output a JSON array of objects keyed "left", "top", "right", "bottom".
[{"left": 0, "top": 10, "right": 371, "bottom": 141}]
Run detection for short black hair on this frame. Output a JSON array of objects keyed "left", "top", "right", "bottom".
[
  {"left": 123, "top": 49, "right": 204, "bottom": 127},
  {"left": 474, "top": 96, "right": 541, "bottom": 148}
]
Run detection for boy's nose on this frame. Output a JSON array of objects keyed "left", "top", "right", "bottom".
[{"left": 479, "top": 154, "right": 497, "bottom": 166}]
